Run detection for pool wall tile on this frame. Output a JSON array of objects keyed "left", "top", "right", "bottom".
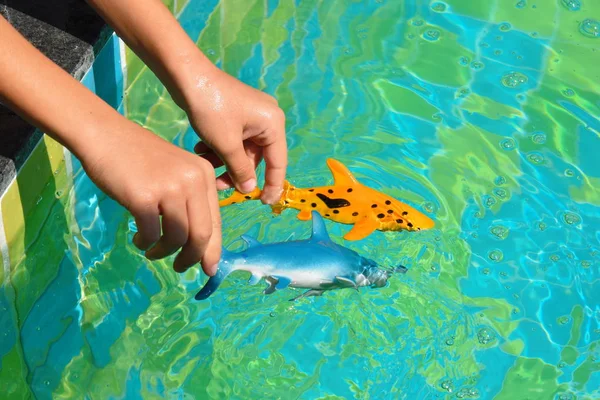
[{"left": 0, "top": 31, "right": 127, "bottom": 398}]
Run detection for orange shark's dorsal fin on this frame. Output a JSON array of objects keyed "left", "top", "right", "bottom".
[{"left": 326, "top": 159, "right": 359, "bottom": 186}]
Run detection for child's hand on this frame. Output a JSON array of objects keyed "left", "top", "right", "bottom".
[
  {"left": 82, "top": 124, "right": 222, "bottom": 275},
  {"left": 181, "top": 66, "right": 288, "bottom": 205}
]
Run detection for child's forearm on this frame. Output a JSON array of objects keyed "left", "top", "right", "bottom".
[
  {"left": 85, "top": 0, "right": 213, "bottom": 111},
  {"left": 0, "top": 15, "right": 135, "bottom": 161}
]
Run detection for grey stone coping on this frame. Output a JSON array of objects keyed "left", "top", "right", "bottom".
[{"left": 0, "top": 1, "right": 111, "bottom": 197}]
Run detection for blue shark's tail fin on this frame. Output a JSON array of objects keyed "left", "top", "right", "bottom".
[{"left": 195, "top": 248, "right": 235, "bottom": 300}]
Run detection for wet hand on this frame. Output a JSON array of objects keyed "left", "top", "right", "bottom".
[
  {"left": 180, "top": 65, "right": 288, "bottom": 204},
  {"left": 81, "top": 124, "right": 222, "bottom": 275}
]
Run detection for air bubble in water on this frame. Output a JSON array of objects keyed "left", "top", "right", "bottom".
[
  {"left": 527, "top": 153, "right": 545, "bottom": 164},
  {"left": 558, "top": 393, "right": 575, "bottom": 400},
  {"left": 412, "top": 19, "right": 424, "bottom": 26},
  {"left": 501, "top": 71, "right": 528, "bottom": 88},
  {"left": 484, "top": 195, "right": 497, "bottom": 208},
  {"left": 459, "top": 56, "right": 470, "bottom": 66},
  {"left": 478, "top": 328, "right": 495, "bottom": 344},
  {"left": 490, "top": 226, "right": 509, "bottom": 240},
  {"left": 488, "top": 249, "right": 504, "bottom": 262},
  {"left": 423, "top": 29, "right": 441, "bottom": 41},
  {"left": 441, "top": 380, "right": 454, "bottom": 393},
  {"left": 563, "top": 211, "right": 581, "bottom": 225},
  {"left": 557, "top": 316, "right": 570, "bottom": 325},
  {"left": 500, "top": 138, "right": 516, "bottom": 150},
  {"left": 565, "top": 168, "right": 575, "bottom": 177},
  {"left": 531, "top": 132, "right": 546, "bottom": 144},
  {"left": 563, "top": 88, "right": 575, "bottom": 97},
  {"left": 495, "top": 176, "right": 506, "bottom": 185},
  {"left": 561, "top": 0, "right": 582, "bottom": 11},
  {"left": 207, "top": 49, "right": 216, "bottom": 56},
  {"left": 431, "top": 2, "right": 447, "bottom": 12},
  {"left": 494, "top": 188, "right": 508, "bottom": 199},
  {"left": 423, "top": 202, "right": 435, "bottom": 213},
  {"left": 580, "top": 19, "right": 600, "bottom": 38},
  {"left": 516, "top": 0, "right": 527, "bottom": 8},
  {"left": 499, "top": 22, "right": 512, "bottom": 31},
  {"left": 470, "top": 61, "right": 484, "bottom": 70}
]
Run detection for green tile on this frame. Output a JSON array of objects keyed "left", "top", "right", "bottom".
[{"left": 0, "top": 342, "right": 33, "bottom": 399}]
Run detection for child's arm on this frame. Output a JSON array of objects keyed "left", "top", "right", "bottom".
[
  {"left": 0, "top": 15, "right": 221, "bottom": 275},
  {"left": 86, "top": 0, "right": 288, "bottom": 204}
]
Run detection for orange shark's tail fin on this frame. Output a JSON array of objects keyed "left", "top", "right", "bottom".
[{"left": 219, "top": 187, "right": 262, "bottom": 207}]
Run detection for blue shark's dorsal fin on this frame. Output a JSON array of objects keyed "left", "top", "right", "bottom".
[
  {"left": 240, "top": 235, "right": 261, "bottom": 248},
  {"left": 248, "top": 273, "right": 262, "bottom": 285},
  {"left": 310, "top": 211, "right": 331, "bottom": 242}
]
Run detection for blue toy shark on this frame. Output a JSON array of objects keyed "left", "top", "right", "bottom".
[{"left": 195, "top": 211, "right": 407, "bottom": 301}]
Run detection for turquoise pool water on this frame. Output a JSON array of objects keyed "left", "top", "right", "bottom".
[{"left": 5, "top": 0, "right": 600, "bottom": 398}]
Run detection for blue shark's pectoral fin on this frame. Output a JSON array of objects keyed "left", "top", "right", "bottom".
[
  {"left": 319, "top": 279, "right": 336, "bottom": 289},
  {"left": 263, "top": 276, "right": 291, "bottom": 295},
  {"left": 289, "top": 289, "right": 326, "bottom": 302},
  {"left": 335, "top": 276, "right": 359, "bottom": 291},
  {"left": 310, "top": 211, "right": 331, "bottom": 242},
  {"left": 248, "top": 273, "right": 262, "bottom": 285},
  {"left": 240, "top": 235, "right": 261, "bottom": 248}
]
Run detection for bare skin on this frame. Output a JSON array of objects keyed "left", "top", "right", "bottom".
[{"left": 0, "top": 1, "right": 287, "bottom": 276}]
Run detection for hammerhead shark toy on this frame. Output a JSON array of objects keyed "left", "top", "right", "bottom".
[
  {"left": 195, "top": 211, "right": 407, "bottom": 301},
  {"left": 219, "top": 158, "right": 435, "bottom": 241}
]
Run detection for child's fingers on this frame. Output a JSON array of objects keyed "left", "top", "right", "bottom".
[
  {"left": 200, "top": 178, "right": 222, "bottom": 276},
  {"left": 172, "top": 190, "right": 214, "bottom": 273},
  {"left": 260, "top": 129, "right": 288, "bottom": 204},
  {"left": 132, "top": 208, "right": 161, "bottom": 250},
  {"left": 145, "top": 198, "right": 189, "bottom": 261}
]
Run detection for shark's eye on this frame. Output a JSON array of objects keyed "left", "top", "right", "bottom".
[
  {"left": 352, "top": 212, "right": 359, "bottom": 216},
  {"left": 347, "top": 188, "right": 353, "bottom": 193},
  {"left": 328, "top": 189, "right": 334, "bottom": 194}
]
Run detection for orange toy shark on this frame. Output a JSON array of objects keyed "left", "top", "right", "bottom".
[{"left": 219, "top": 158, "right": 435, "bottom": 241}]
